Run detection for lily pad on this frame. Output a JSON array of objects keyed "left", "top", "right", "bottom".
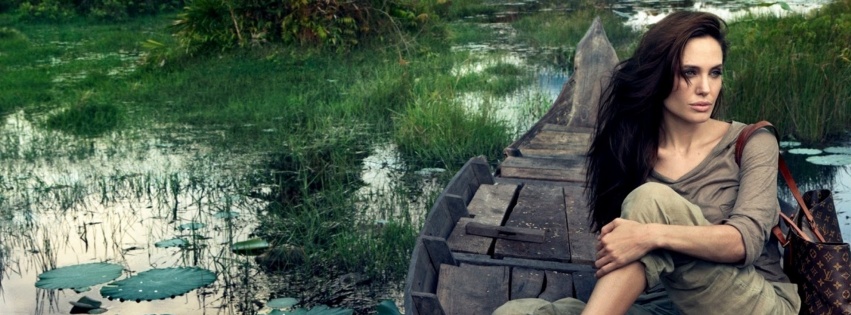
[
  {"left": 214, "top": 211, "right": 240, "bottom": 219},
  {"left": 36, "top": 263, "right": 123, "bottom": 290},
  {"left": 267, "top": 297, "right": 299, "bottom": 309},
  {"left": 779, "top": 141, "right": 802, "bottom": 148},
  {"left": 100, "top": 267, "right": 216, "bottom": 302},
  {"left": 231, "top": 238, "right": 271, "bottom": 255},
  {"left": 787, "top": 148, "right": 822, "bottom": 155},
  {"left": 154, "top": 238, "right": 189, "bottom": 248},
  {"left": 824, "top": 147, "right": 851, "bottom": 155},
  {"left": 178, "top": 222, "right": 205, "bottom": 231},
  {"left": 806, "top": 154, "right": 851, "bottom": 166}
]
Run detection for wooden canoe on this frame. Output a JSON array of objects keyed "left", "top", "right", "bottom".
[{"left": 403, "top": 17, "right": 619, "bottom": 315}]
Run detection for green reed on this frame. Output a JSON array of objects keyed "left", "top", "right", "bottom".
[{"left": 717, "top": 1, "right": 851, "bottom": 142}]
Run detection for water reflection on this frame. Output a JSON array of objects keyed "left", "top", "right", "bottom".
[{"left": 0, "top": 111, "right": 268, "bottom": 314}]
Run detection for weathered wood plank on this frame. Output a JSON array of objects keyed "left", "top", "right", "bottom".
[
  {"left": 499, "top": 156, "right": 585, "bottom": 182},
  {"left": 563, "top": 185, "right": 592, "bottom": 234},
  {"left": 517, "top": 144, "right": 588, "bottom": 159},
  {"left": 541, "top": 124, "right": 595, "bottom": 134},
  {"left": 466, "top": 184, "right": 519, "bottom": 226},
  {"left": 422, "top": 194, "right": 467, "bottom": 239},
  {"left": 527, "top": 130, "right": 591, "bottom": 147},
  {"left": 405, "top": 242, "right": 438, "bottom": 315},
  {"left": 437, "top": 264, "right": 509, "bottom": 315},
  {"left": 511, "top": 267, "right": 545, "bottom": 300},
  {"left": 567, "top": 17, "right": 619, "bottom": 128},
  {"left": 564, "top": 185, "right": 596, "bottom": 264},
  {"left": 538, "top": 271, "right": 575, "bottom": 302},
  {"left": 466, "top": 222, "right": 545, "bottom": 243},
  {"left": 453, "top": 253, "right": 595, "bottom": 273},
  {"left": 494, "top": 176, "right": 582, "bottom": 188},
  {"left": 494, "top": 184, "right": 571, "bottom": 262},
  {"left": 572, "top": 271, "right": 597, "bottom": 303},
  {"left": 422, "top": 236, "right": 458, "bottom": 268},
  {"left": 411, "top": 292, "right": 446, "bottom": 315},
  {"left": 444, "top": 158, "right": 482, "bottom": 204},
  {"left": 446, "top": 218, "right": 493, "bottom": 254},
  {"left": 470, "top": 158, "right": 495, "bottom": 187}
]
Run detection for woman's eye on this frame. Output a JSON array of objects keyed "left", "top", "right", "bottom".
[
  {"left": 711, "top": 69, "right": 723, "bottom": 77},
  {"left": 682, "top": 69, "right": 697, "bottom": 77}
]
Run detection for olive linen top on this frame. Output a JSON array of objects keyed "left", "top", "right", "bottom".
[{"left": 648, "top": 121, "right": 789, "bottom": 283}]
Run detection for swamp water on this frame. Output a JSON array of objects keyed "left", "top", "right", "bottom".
[{"left": 2, "top": 1, "right": 850, "bottom": 314}]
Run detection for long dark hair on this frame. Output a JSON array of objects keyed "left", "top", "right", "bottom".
[{"left": 585, "top": 11, "right": 728, "bottom": 232}]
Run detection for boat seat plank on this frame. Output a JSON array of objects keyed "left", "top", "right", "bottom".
[
  {"left": 511, "top": 267, "right": 545, "bottom": 300},
  {"left": 465, "top": 222, "right": 545, "bottom": 243},
  {"left": 446, "top": 183, "right": 518, "bottom": 254},
  {"left": 494, "top": 185, "right": 571, "bottom": 262},
  {"left": 539, "top": 271, "right": 575, "bottom": 301},
  {"left": 446, "top": 218, "right": 494, "bottom": 254},
  {"left": 499, "top": 156, "right": 586, "bottom": 182},
  {"left": 572, "top": 271, "right": 597, "bottom": 303},
  {"left": 454, "top": 253, "right": 595, "bottom": 273},
  {"left": 517, "top": 144, "right": 588, "bottom": 159},
  {"left": 564, "top": 185, "right": 597, "bottom": 264},
  {"left": 437, "top": 264, "right": 509, "bottom": 315},
  {"left": 527, "top": 130, "right": 591, "bottom": 147},
  {"left": 467, "top": 184, "right": 519, "bottom": 226}
]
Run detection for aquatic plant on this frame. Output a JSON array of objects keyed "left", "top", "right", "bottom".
[
  {"left": 35, "top": 262, "right": 123, "bottom": 290},
  {"left": 100, "top": 267, "right": 216, "bottom": 302}
]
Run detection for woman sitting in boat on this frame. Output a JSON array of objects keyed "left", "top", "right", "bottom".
[{"left": 494, "top": 11, "right": 799, "bottom": 315}]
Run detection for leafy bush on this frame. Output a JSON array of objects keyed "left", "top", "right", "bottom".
[{"left": 171, "top": 0, "right": 434, "bottom": 53}]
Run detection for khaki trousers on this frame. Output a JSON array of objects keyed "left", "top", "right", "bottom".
[{"left": 493, "top": 182, "right": 800, "bottom": 315}]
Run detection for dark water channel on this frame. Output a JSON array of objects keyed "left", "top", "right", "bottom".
[{"left": 1, "top": 1, "right": 848, "bottom": 314}]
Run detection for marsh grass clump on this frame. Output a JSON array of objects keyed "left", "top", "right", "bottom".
[
  {"left": 723, "top": 1, "right": 851, "bottom": 142},
  {"left": 456, "top": 62, "right": 531, "bottom": 97},
  {"left": 44, "top": 100, "right": 124, "bottom": 136},
  {"left": 511, "top": 9, "right": 638, "bottom": 59},
  {"left": 393, "top": 96, "right": 511, "bottom": 168}
]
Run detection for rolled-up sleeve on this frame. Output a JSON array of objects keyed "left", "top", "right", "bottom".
[{"left": 721, "top": 129, "right": 779, "bottom": 267}]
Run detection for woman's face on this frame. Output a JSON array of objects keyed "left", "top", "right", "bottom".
[{"left": 662, "top": 36, "right": 723, "bottom": 125}]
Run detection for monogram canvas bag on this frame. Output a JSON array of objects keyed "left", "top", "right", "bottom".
[{"left": 737, "top": 121, "right": 851, "bottom": 315}]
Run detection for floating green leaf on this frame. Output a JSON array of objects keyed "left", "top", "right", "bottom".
[
  {"left": 824, "top": 147, "right": 851, "bottom": 155},
  {"left": 376, "top": 300, "right": 401, "bottom": 315},
  {"left": 178, "top": 222, "right": 205, "bottom": 230},
  {"left": 154, "top": 238, "right": 189, "bottom": 248},
  {"left": 787, "top": 148, "right": 822, "bottom": 155},
  {"left": 268, "top": 297, "right": 299, "bottom": 309},
  {"left": 779, "top": 141, "right": 801, "bottom": 148},
  {"left": 36, "top": 263, "right": 123, "bottom": 290},
  {"left": 100, "top": 267, "right": 216, "bottom": 302},
  {"left": 231, "top": 238, "right": 271, "bottom": 255},
  {"left": 806, "top": 154, "right": 851, "bottom": 166}
]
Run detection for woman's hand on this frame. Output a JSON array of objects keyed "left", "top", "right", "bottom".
[{"left": 594, "top": 219, "right": 656, "bottom": 278}]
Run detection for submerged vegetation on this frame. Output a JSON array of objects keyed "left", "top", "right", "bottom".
[{"left": 2, "top": 0, "right": 851, "bottom": 313}]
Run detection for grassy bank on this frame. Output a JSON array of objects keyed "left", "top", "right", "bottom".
[{"left": 722, "top": 0, "right": 851, "bottom": 142}]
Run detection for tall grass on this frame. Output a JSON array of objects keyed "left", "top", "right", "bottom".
[
  {"left": 511, "top": 9, "right": 639, "bottom": 60},
  {"left": 717, "top": 1, "right": 851, "bottom": 142}
]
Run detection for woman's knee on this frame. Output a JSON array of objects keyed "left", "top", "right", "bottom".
[{"left": 621, "top": 183, "right": 679, "bottom": 222}]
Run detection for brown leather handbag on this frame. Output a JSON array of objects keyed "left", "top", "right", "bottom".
[{"left": 738, "top": 121, "right": 851, "bottom": 315}]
